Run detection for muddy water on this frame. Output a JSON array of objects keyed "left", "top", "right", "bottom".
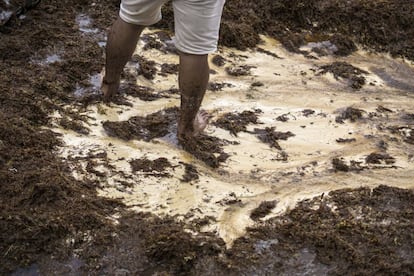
[{"left": 53, "top": 31, "right": 414, "bottom": 246}]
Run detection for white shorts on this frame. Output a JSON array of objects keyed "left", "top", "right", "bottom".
[{"left": 119, "top": 0, "right": 225, "bottom": 55}]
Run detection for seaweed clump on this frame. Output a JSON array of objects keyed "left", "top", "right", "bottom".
[
  {"left": 317, "top": 62, "right": 369, "bottom": 89},
  {"left": 214, "top": 110, "right": 262, "bottom": 136},
  {"left": 254, "top": 127, "right": 295, "bottom": 150},
  {"left": 103, "top": 107, "right": 178, "bottom": 141}
]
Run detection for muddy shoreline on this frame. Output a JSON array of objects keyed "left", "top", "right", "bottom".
[{"left": 1, "top": 0, "right": 414, "bottom": 274}]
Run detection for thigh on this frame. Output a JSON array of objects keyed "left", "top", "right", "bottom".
[
  {"left": 120, "top": 0, "right": 169, "bottom": 26},
  {"left": 173, "top": 0, "right": 226, "bottom": 54}
]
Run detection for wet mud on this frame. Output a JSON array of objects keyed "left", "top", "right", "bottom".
[{"left": 1, "top": 0, "right": 414, "bottom": 275}]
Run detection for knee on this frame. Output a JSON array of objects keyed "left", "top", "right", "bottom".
[{"left": 116, "top": 16, "right": 145, "bottom": 32}]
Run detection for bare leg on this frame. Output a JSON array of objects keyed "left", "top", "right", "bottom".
[
  {"left": 102, "top": 17, "right": 145, "bottom": 102},
  {"left": 177, "top": 52, "right": 210, "bottom": 142}
]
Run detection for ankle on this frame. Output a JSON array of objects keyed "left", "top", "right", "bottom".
[{"left": 102, "top": 75, "right": 120, "bottom": 85}]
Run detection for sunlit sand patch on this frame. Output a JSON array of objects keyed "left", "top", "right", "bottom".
[{"left": 53, "top": 30, "right": 414, "bottom": 245}]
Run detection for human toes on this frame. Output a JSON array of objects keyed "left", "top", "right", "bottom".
[{"left": 193, "top": 109, "right": 212, "bottom": 135}]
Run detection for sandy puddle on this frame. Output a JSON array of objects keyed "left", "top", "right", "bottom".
[{"left": 51, "top": 30, "right": 414, "bottom": 245}]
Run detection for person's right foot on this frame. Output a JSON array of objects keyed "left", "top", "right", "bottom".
[
  {"left": 178, "top": 109, "right": 212, "bottom": 143},
  {"left": 193, "top": 110, "right": 211, "bottom": 136},
  {"left": 101, "top": 78, "right": 120, "bottom": 103}
]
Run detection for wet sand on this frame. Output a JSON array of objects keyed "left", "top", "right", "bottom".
[{"left": 53, "top": 31, "right": 414, "bottom": 245}]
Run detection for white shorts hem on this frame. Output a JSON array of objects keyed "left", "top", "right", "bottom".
[{"left": 119, "top": 10, "right": 161, "bottom": 26}]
